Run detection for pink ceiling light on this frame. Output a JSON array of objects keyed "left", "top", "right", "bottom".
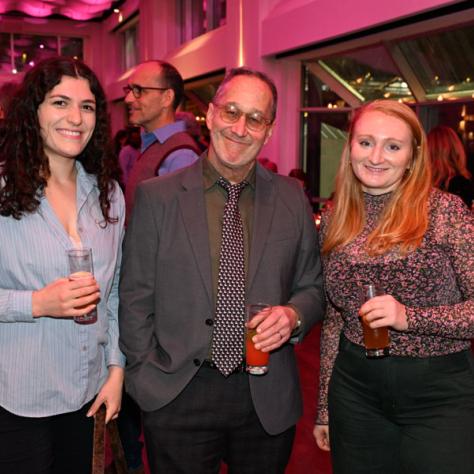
[{"left": 0, "top": 0, "right": 118, "bottom": 20}]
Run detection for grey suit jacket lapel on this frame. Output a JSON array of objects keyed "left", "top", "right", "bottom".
[
  {"left": 248, "top": 166, "right": 276, "bottom": 290},
  {"left": 177, "top": 160, "right": 213, "bottom": 307}
]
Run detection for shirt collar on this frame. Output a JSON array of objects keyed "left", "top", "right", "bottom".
[
  {"left": 141, "top": 120, "right": 188, "bottom": 153},
  {"left": 75, "top": 160, "right": 98, "bottom": 202},
  {"left": 203, "top": 156, "right": 256, "bottom": 192}
]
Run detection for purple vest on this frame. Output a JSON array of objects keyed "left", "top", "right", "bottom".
[{"left": 125, "top": 131, "right": 200, "bottom": 222}]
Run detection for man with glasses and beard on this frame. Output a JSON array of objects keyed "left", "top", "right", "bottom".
[
  {"left": 123, "top": 60, "right": 200, "bottom": 221},
  {"left": 119, "top": 67, "right": 325, "bottom": 473}
]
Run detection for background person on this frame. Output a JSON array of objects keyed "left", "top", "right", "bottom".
[
  {"left": 258, "top": 156, "right": 279, "bottom": 172},
  {"left": 427, "top": 125, "right": 473, "bottom": 209},
  {"left": 0, "top": 81, "right": 19, "bottom": 142},
  {"left": 0, "top": 57, "right": 125, "bottom": 474},
  {"left": 0, "top": 81, "right": 19, "bottom": 119},
  {"left": 118, "top": 126, "right": 141, "bottom": 189},
  {"left": 113, "top": 128, "right": 128, "bottom": 158},
  {"left": 123, "top": 60, "right": 200, "bottom": 221},
  {"left": 289, "top": 168, "right": 313, "bottom": 206},
  {"left": 313, "top": 100, "right": 474, "bottom": 474},
  {"left": 119, "top": 61, "right": 204, "bottom": 474},
  {"left": 119, "top": 67, "right": 325, "bottom": 473},
  {"left": 175, "top": 110, "right": 209, "bottom": 153}
]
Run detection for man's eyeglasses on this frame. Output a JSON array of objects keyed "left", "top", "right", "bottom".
[
  {"left": 123, "top": 84, "right": 169, "bottom": 99},
  {"left": 213, "top": 103, "right": 272, "bottom": 132}
]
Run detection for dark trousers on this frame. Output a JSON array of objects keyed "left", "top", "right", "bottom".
[
  {"left": 329, "top": 335, "right": 474, "bottom": 474},
  {"left": 142, "top": 365, "right": 295, "bottom": 474},
  {"left": 117, "top": 390, "right": 144, "bottom": 469},
  {"left": 0, "top": 401, "right": 94, "bottom": 474}
]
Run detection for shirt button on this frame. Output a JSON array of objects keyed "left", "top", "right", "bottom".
[
  {"left": 205, "top": 318, "right": 214, "bottom": 326},
  {"left": 193, "top": 358, "right": 200, "bottom": 366},
  {"left": 82, "top": 346, "right": 87, "bottom": 351}
]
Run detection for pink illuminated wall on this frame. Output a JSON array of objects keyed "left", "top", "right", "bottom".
[
  {"left": 261, "top": 0, "right": 464, "bottom": 56},
  {"left": 0, "top": 0, "right": 469, "bottom": 172}
]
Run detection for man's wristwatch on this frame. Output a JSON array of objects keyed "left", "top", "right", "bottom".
[{"left": 292, "top": 313, "right": 302, "bottom": 334}]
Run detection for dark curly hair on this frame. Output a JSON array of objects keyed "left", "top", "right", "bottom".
[{"left": 0, "top": 56, "right": 120, "bottom": 225}]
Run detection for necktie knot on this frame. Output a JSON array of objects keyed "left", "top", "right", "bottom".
[{"left": 217, "top": 177, "right": 248, "bottom": 204}]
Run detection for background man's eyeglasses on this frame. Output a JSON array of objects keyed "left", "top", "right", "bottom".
[
  {"left": 123, "top": 84, "right": 169, "bottom": 99},
  {"left": 213, "top": 103, "right": 272, "bottom": 132}
]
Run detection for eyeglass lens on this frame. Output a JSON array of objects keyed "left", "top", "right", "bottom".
[
  {"left": 218, "top": 105, "right": 268, "bottom": 132},
  {"left": 123, "top": 85, "right": 142, "bottom": 98}
]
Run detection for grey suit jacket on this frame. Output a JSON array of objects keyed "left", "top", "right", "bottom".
[{"left": 119, "top": 158, "right": 325, "bottom": 435}]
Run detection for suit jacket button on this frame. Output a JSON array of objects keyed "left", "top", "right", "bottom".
[
  {"left": 205, "top": 318, "right": 214, "bottom": 326},
  {"left": 193, "top": 358, "right": 200, "bottom": 366}
]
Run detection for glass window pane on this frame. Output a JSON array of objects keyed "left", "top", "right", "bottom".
[
  {"left": 216, "top": 0, "right": 226, "bottom": 27},
  {"left": 123, "top": 25, "right": 138, "bottom": 70},
  {"left": 320, "top": 120, "right": 348, "bottom": 199},
  {"left": 60, "top": 37, "right": 83, "bottom": 60},
  {"left": 397, "top": 25, "right": 474, "bottom": 99},
  {"left": 13, "top": 34, "right": 57, "bottom": 72},
  {"left": 303, "top": 65, "right": 349, "bottom": 108},
  {"left": 302, "top": 111, "right": 350, "bottom": 204},
  {"left": 179, "top": 0, "right": 226, "bottom": 43},
  {"left": 317, "top": 44, "right": 414, "bottom": 102}
]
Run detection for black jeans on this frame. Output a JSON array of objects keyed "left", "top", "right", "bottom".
[
  {"left": 0, "top": 401, "right": 94, "bottom": 474},
  {"left": 328, "top": 335, "right": 474, "bottom": 474}
]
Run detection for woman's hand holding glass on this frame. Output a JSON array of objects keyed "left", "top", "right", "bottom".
[
  {"left": 32, "top": 276, "right": 100, "bottom": 318},
  {"left": 359, "top": 293, "right": 408, "bottom": 331}
]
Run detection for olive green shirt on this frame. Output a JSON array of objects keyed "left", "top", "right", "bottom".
[{"left": 202, "top": 157, "right": 256, "bottom": 310}]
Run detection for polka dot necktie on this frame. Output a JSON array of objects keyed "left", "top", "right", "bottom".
[{"left": 211, "top": 177, "right": 248, "bottom": 376}]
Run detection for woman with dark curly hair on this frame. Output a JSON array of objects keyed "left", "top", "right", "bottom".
[{"left": 0, "top": 57, "right": 125, "bottom": 474}]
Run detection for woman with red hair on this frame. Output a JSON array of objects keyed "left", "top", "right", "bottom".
[{"left": 313, "top": 100, "right": 474, "bottom": 474}]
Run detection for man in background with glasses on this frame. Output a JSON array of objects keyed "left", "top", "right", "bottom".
[
  {"left": 120, "top": 60, "right": 200, "bottom": 473},
  {"left": 119, "top": 67, "right": 324, "bottom": 473},
  {"left": 123, "top": 60, "right": 200, "bottom": 222}
]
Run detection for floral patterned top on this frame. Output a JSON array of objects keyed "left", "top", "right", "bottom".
[{"left": 316, "top": 189, "right": 474, "bottom": 425}]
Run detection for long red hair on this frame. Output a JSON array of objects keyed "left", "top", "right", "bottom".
[
  {"left": 322, "top": 100, "right": 431, "bottom": 256},
  {"left": 428, "top": 125, "right": 471, "bottom": 190}
]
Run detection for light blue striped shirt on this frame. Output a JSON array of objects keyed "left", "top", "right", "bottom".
[{"left": 0, "top": 162, "right": 125, "bottom": 417}]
